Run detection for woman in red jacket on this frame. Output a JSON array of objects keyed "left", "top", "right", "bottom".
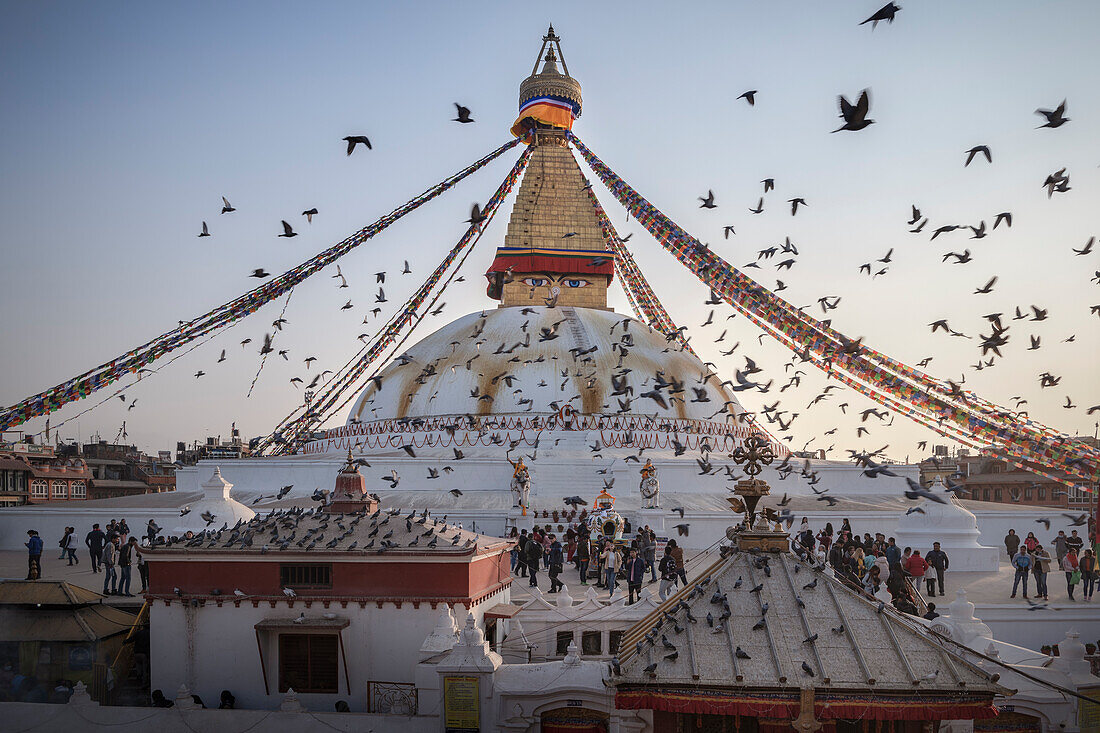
[{"left": 904, "top": 550, "right": 929, "bottom": 583}]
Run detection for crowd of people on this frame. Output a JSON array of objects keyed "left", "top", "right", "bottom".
[
  {"left": 789, "top": 518, "right": 943, "bottom": 618},
  {"left": 23, "top": 519, "right": 148, "bottom": 597},
  {"left": 1004, "top": 528, "right": 1096, "bottom": 601},
  {"left": 508, "top": 524, "right": 690, "bottom": 604},
  {"left": 0, "top": 667, "right": 78, "bottom": 704}
]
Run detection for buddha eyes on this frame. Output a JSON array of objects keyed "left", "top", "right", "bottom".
[{"left": 521, "top": 277, "right": 590, "bottom": 288}]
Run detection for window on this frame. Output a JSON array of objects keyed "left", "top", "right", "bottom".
[
  {"left": 51, "top": 480, "right": 67, "bottom": 498},
  {"left": 608, "top": 630, "right": 624, "bottom": 655},
  {"left": 30, "top": 480, "right": 47, "bottom": 499},
  {"left": 278, "top": 634, "right": 338, "bottom": 693},
  {"left": 581, "top": 631, "right": 602, "bottom": 656},
  {"left": 70, "top": 481, "right": 86, "bottom": 499},
  {"left": 280, "top": 563, "right": 332, "bottom": 589},
  {"left": 556, "top": 631, "right": 574, "bottom": 656},
  {"left": 994, "top": 489, "right": 1002, "bottom": 502},
  {"left": 1038, "top": 488, "right": 1046, "bottom": 500},
  {"left": 983, "top": 489, "right": 990, "bottom": 501}
]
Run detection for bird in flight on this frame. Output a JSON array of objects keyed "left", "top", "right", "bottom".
[
  {"left": 343, "top": 135, "right": 372, "bottom": 154},
  {"left": 699, "top": 190, "right": 717, "bottom": 209},
  {"left": 834, "top": 89, "right": 874, "bottom": 132},
  {"left": 859, "top": 2, "right": 901, "bottom": 28},
  {"left": 1035, "top": 100, "right": 1069, "bottom": 129},
  {"left": 198, "top": 221, "right": 210, "bottom": 238},
  {"left": 250, "top": 269, "right": 271, "bottom": 279},
  {"left": 302, "top": 208, "right": 318, "bottom": 223},
  {"left": 964, "top": 145, "right": 992, "bottom": 166},
  {"left": 278, "top": 220, "right": 297, "bottom": 238},
  {"left": 453, "top": 103, "right": 474, "bottom": 123},
  {"left": 973, "top": 276, "right": 998, "bottom": 295},
  {"left": 737, "top": 90, "right": 757, "bottom": 106},
  {"left": 220, "top": 196, "right": 235, "bottom": 214}
]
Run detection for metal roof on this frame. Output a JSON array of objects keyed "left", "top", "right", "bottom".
[
  {"left": 0, "top": 580, "right": 107, "bottom": 606},
  {"left": 613, "top": 548, "right": 1009, "bottom": 695},
  {"left": 0, "top": 605, "right": 136, "bottom": 642}
]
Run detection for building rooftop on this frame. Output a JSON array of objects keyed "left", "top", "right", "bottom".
[
  {"left": 144, "top": 504, "right": 511, "bottom": 559},
  {"left": 613, "top": 549, "right": 1008, "bottom": 696},
  {"left": 0, "top": 579, "right": 106, "bottom": 606}
]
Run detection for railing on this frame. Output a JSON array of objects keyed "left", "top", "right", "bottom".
[{"left": 367, "top": 681, "right": 418, "bottom": 715}]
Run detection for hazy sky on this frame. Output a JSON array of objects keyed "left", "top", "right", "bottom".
[{"left": 1, "top": 1, "right": 1097, "bottom": 461}]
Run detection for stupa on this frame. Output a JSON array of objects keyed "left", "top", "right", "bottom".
[{"left": 166, "top": 28, "right": 1041, "bottom": 562}]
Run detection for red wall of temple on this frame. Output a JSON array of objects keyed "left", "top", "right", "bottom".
[{"left": 146, "top": 551, "right": 510, "bottom": 602}]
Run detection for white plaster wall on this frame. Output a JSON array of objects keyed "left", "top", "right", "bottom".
[{"left": 150, "top": 598, "right": 494, "bottom": 712}]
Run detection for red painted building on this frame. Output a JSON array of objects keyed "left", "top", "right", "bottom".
[{"left": 143, "top": 455, "right": 514, "bottom": 712}]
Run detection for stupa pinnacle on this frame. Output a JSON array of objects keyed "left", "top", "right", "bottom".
[{"left": 487, "top": 27, "right": 612, "bottom": 309}]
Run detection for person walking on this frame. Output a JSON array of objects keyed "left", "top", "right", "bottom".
[
  {"left": 658, "top": 546, "right": 678, "bottom": 601},
  {"left": 25, "top": 530, "right": 43, "bottom": 580},
  {"left": 118, "top": 538, "right": 136, "bottom": 597},
  {"left": 102, "top": 536, "right": 119, "bottom": 595},
  {"left": 85, "top": 524, "right": 106, "bottom": 573},
  {"left": 904, "top": 550, "right": 928, "bottom": 593},
  {"left": 57, "top": 528, "right": 70, "bottom": 560},
  {"left": 601, "top": 541, "right": 620, "bottom": 598},
  {"left": 1010, "top": 547, "right": 1031, "bottom": 599},
  {"left": 1031, "top": 544, "right": 1052, "bottom": 601},
  {"left": 1066, "top": 530, "right": 1085, "bottom": 558},
  {"left": 525, "top": 531, "right": 542, "bottom": 588},
  {"left": 1063, "top": 548, "right": 1080, "bottom": 601},
  {"left": 576, "top": 533, "right": 591, "bottom": 585},
  {"left": 547, "top": 535, "right": 564, "bottom": 593},
  {"left": 1080, "top": 548, "right": 1097, "bottom": 602},
  {"left": 1053, "top": 531, "right": 1069, "bottom": 570},
  {"left": 924, "top": 542, "right": 949, "bottom": 597},
  {"left": 135, "top": 542, "right": 149, "bottom": 593},
  {"left": 516, "top": 529, "right": 529, "bottom": 578},
  {"left": 640, "top": 528, "right": 657, "bottom": 583},
  {"left": 1004, "top": 529, "right": 1020, "bottom": 561},
  {"left": 625, "top": 547, "right": 645, "bottom": 604},
  {"left": 668, "top": 539, "right": 687, "bottom": 587},
  {"left": 64, "top": 528, "right": 79, "bottom": 566}
]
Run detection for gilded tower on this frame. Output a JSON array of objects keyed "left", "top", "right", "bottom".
[{"left": 485, "top": 26, "right": 614, "bottom": 310}]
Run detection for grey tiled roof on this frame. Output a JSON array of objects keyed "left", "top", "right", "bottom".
[{"left": 613, "top": 549, "right": 1007, "bottom": 693}]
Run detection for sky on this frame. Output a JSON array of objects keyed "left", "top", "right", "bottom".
[{"left": 0, "top": 1, "right": 1097, "bottom": 462}]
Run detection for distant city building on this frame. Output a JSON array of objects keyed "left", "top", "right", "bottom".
[
  {"left": 0, "top": 437, "right": 176, "bottom": 504},
  {"left": 174, "top": 424, "right": 252, "bottom": 466},
  {"left": 79, "top": 440, "right": 177, "bottom": 500},
  {"left": 920, "top": 438, "right": 1098, "bottom": 511}
]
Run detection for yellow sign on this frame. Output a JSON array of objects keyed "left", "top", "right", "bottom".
[
  {"left": 444, "top": 676, "right": 480, "bottom": 732},
  {"left": 1079, "top": 685, "right": 1100, "bottom": 732}
]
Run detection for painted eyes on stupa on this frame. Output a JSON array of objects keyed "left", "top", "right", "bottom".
[{"left": 521, "top": 277, "right": 590, "bottom": 288}]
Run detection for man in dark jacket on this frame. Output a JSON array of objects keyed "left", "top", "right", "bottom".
[
  {"left": 516, "top": 529, "right": 529, "bottom": 577},
  {"left": 575, "top": 533, "right": 591, "bottom": 585},
  {"left": 625, "top": 548, "right": 646, "bottom": 604},
  {"left": 25, "top": 530, "right": 43, "bottom": 580},
  {"left": 924, "top": 542, "right": 949, "bottom": 597},
  {"left": 1004, "top": 529, "right": 1020, "bottom": 560},
  {"left": 85, "top": 524, "right": 106, "bottom": 573},
  {"left": 547, "top": 535, "right": 564, "bottom": 593},
  {"left": 525, "top": 532, "right": 542, "bottom": 588}
]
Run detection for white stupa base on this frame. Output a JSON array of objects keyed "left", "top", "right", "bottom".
[
  {"left": 635, "top": 508, "right": 667, "bottom": 535},
  {"left": 894, "top": 479, "right": 999, "bottom": 573}
]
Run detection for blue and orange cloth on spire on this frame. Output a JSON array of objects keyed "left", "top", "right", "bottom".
[{"left": 510, "top": 93, "right": 581, "bottom": 138}]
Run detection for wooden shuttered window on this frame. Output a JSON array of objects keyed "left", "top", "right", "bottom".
[
  {"left": 278, "top": 633, "right": 339, "bottom": 693},
  {"left": 279, "top": 563, "right": 332, "bottom": 589}
]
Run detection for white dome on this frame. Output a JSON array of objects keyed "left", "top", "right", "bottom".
[{"left": 346, "top": 306, "right": 751, "bottom": 425}]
